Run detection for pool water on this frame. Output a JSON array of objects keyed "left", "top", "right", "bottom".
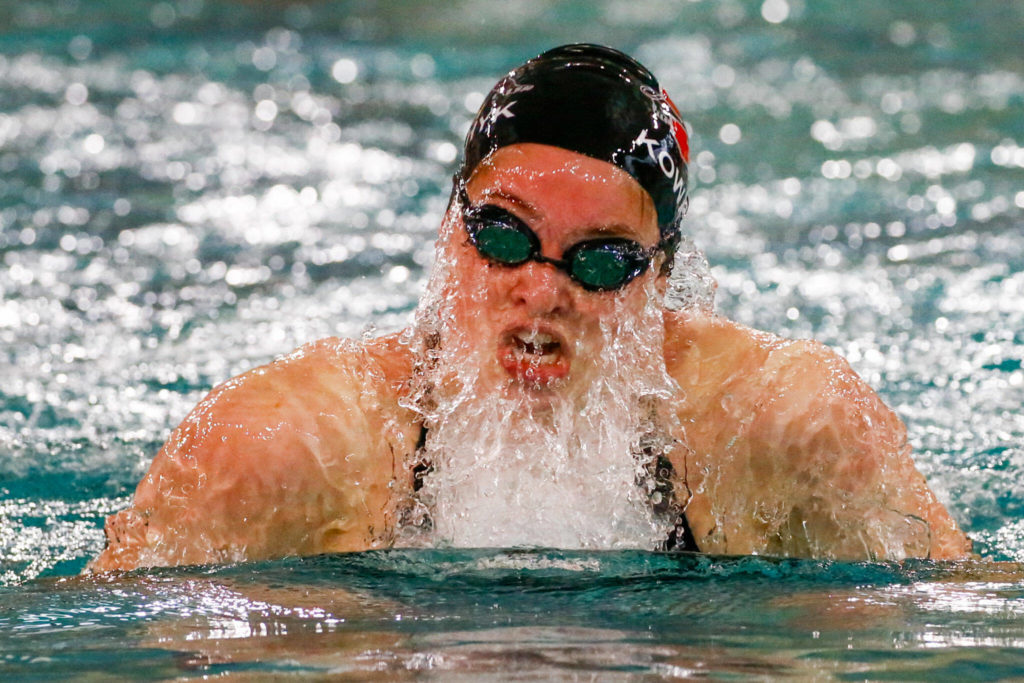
[
  {"left": 5, "top": 550, "right": 1024, "bottom": 679},
  {"left": 1, "top": 0, "right": 1023, "bottom": 678}
]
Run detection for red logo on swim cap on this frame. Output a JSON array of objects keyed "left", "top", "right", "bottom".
[{"left": 662, "top": 90, "right": 689, "bottom": 163}]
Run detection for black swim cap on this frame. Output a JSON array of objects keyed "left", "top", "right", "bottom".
[{"left": 461, "top": 44, "right": 689, "bottom": 255}]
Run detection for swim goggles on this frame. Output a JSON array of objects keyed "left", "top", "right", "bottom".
[{"left": 457, "top": 183, "right": 663, "bottom": 291}]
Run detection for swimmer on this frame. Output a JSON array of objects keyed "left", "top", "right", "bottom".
[{"left": 90, "top": 44, "right": 972, "bottom": 571}]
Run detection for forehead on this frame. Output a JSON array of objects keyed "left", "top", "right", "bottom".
[{"left": 466, "top": 143, "right": 659, "bottom": 243}]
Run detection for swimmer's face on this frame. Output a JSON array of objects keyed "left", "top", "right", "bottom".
[{"left": 443, "top": 143, "right": 665, "bottom": 397}]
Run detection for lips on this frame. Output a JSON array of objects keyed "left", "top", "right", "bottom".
[
  {"left": 499, "top": 327, "right": 571, "bottom": 386},
  {"left": 513, "top": 330, "right": 561, "bottom": 357}
]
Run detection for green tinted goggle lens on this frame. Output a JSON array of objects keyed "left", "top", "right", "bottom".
[
  {"left": 462, "top": 199, "right": 657, "bottom": 291},
  {"left": 570, "top": 245, "right": 633, "bottom": 290},
  {"left": 474, "top": 224, "right": 534, "bottom": 264}
]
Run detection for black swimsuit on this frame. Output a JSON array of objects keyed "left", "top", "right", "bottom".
[{"left": 411, "top": 426, "right": 699, "bottom": 552}]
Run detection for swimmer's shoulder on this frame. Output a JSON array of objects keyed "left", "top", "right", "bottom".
[
  {"left": 663, "top": 310, "right": 786, "bottom": 397},
  {"left": 202, "top": 330, "right": 417, "bottom": 418},
  {"left": 176, "top": 331, "right": 423, "bottom": 479},
  {"left": 143, "top": 330, "right": 420, "bottom": 510},
  {"left": 662, "top": 309, "right": 894, "bottom": 443},
  {"left": 663, "top": 309, "right": 865, "bottom": 398},
  {"left": 664, "top": 310, "right": 913, "bottom": 485},
  {"left": 103, "top": 332, "right": 420, "bottom": 569}
]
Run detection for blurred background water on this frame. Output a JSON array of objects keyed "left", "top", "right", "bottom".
[{"left": 1, "top": 0, "right": 1023, "bottom": 677}]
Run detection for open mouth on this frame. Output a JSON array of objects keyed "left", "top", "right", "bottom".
[
  {"left": 499, "top": 328, "right": 571, "bottom": 386},
  {"left": 512, "top": 330, "right": 561, "bottom": 360}
]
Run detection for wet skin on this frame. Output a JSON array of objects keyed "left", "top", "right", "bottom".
[
  {"left": 90, "top": 144, "right": 972, "bottom": 571},
  {"left": 439, "top": 144, "right": 664, "bottom": 402}
]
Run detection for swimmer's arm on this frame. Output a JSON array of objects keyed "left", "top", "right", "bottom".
[
  {"left": 88, "top": 337, "right": 415, "bottom": 572},
  {"left": 751, "top": 340, "right": 973, "bottom": 561}
]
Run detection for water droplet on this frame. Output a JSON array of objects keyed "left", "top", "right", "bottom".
[
  {"left": 332, "top": 58, "right": 358, "bottom": 84},
  {"left": 719, "top": 123, "right": 741, "bottom": 145},
  {"left": 68, "top": 35, "right": 92, "bottom": 61},
  {"left": 761, "top": 0, "right": 789, "bottom": 24},
  {"left": 65, "top": 82, "right": 88, "bottom": 106}
]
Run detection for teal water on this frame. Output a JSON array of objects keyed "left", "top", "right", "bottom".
[
  {"left": 4, "top": 549, "right": 1024, "bottom": 679},
  {"left": 1, "top": 0, "right": 1023, "bottom": 677}
]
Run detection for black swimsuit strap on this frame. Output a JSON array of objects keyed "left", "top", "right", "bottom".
[
  {"left": 411, "top": 423, "right": 432, "bottom": 491},
  {"left": 653, "top": 453, "right": 699, "bottom": 552},
  {"left": 411, "top": 425, "right": 699, "bottom": 552}
]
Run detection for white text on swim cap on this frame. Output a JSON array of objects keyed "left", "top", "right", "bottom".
[
  {"left": 475, "top": 100, "right": 517, "bottom": 134},
  {"left": 633, "top": 129, "right": 687, "bottom": 202}
]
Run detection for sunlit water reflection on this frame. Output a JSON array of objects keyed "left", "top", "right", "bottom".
[
  {"left": 1, "top": 0, "right": 1023, "bottom": 676},
  {"left": 5, "top": 550, "right": 1024, "bottom": 679}
]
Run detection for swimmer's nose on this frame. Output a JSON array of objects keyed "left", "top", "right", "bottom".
[{"left": 508, "top": 259, "right": 573, "bottom": 316}]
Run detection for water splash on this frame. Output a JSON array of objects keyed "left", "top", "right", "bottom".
[
  {"left": 663, "top": 234, "right": 717, "bottom": 312},
  {"left": 395, "top": 192, "right": 682, "bottom": 550}
]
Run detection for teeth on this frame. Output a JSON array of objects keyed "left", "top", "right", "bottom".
[
  {"left": 516, "top": 331, "right": 554, "bottom": 345},
  {"left": 512, "top": 331, "right": 560, "bottom": 358}
]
